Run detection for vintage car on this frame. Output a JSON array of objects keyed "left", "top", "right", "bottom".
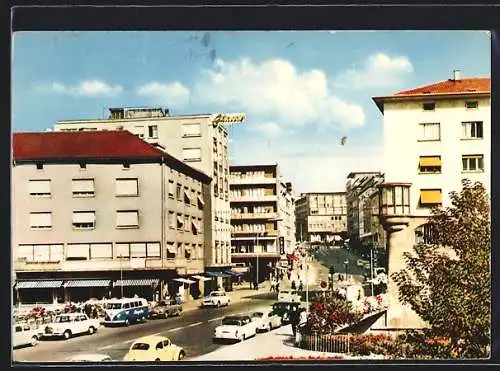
[
  {"left": 213, "top": 315, "right": 257, "bottom": 342},
  {"left": 13, "top": 324, "right": 40, "bottom": 348},
  {"left": 149, "top": 299, "right": 182, "bottom": 319},
  {"left": 200, "top": 291, "right": 230, "bottom": 308},
  {"left": 250, "top": 308, "right": 282, "bottom": 332},
  {"left": 67, "top": 353, "right": 114, "bottom": 362},
  {"left": 43, "top": 313, "right": 100, "bottom": 340},
  {"left": 123, "top": 335, "right": 185, "bottom": 362},
  {"left": 271, "top": 301, "right": 303, "bottom": 325}
]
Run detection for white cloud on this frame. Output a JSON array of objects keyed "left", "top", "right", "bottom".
[
  {"left": 334, "top": 52, "right": 413, "bottom": 89},
  {"left": 137, "top": 81, "right": 190, "bottom": 107},
  {"left": 48, "top": 80, "right": 123, "bottom": 97},
  {"left": 195, "top": 58, "right": 365, "bottom": 128},
  {"left": 246, "top": 121, "right": 281, "bottom": 136}
]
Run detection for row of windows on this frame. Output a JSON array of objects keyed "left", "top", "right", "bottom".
[
  {"left": 167, "top": 180, "right": 204, "bottom": 209},
  {"left": 418, "top": 154, "right": 485, "bottom": 173},
  {"left": 130, "top": 124, "right": 159, "bottom": 139},
  {"left": 419, "top": 121, "right": 483, "bottom": 141},
  {"left": 232, "top": 223, "right": 277, "bottom": 233},
  {"left": 167, "top": 212, "right": 203, "bottom": 234},
  {"left": 310, "top": 207, "right": 348, "bottom": 215},
  {"left": 422, "top": 100, "right": 480, "bottom": 111},
  {"left": 29, "top": 210, "right": 141, "bottom": 230},
  {"left": 230, "top": 188, "right": 276, "bottom": 197}
]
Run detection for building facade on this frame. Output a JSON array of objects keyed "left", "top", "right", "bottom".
[
  {"left": 294, "top": 192, "right": 347, "bottom": 245},
  {"left": 12, "top": 131, "right": 211, "bottom": 304},
  {"left": 54, "top": 108, "right": 245, "bottom": 288},
  {"left": 229, "top": 164, "right": 295, "bottom": 283},
  {"left": 372, "top": 72, "right": 490, "bottom": 328}
]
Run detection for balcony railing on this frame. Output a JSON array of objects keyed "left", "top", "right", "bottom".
[
  {"left": 231, "top": 212, "right": 279, "bottom": 220},
  {"left": 230, "top": 195, "right": 277, "bottom": 202},
  {"left": 229, "top": 177, "right": 276, "bottom": 185}
]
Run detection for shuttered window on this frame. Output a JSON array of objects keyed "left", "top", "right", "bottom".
[
  {"left": 116, "top": 210, "right": 139, "bottom": 228},
  {"left": 29, "top": 212, "right": 52, "bottom": 229},
  {"left": 116, "top": 178, "right": 139, "bottom": 196},
  {"left": 28, "top": 180, "right": 51, "bottom": 196},
  {"left": 90, "top": 243, "right": 113, "bottom": 259},
  {"left": 182, "top": 123, "right": 201, "bottom": 137},
  {"left": 66, "top": 244, "right": 90, "bottom": 260},
  {"left": 72, "top": 211, "right": 96, "bottom": 229},
  {"left": 33, "top": 245, "right": 50, "bottom": 261},
  {"left": 182, "top": 148, "right": 201, "bottom": 162},
  {"left": 115, "top": 243, "right": 130, "bottom": 258},
  {"left": 130, "top": 243, "right": 147, "bottom": 258},
  {"left": 72, "top": 179, "right": 95, "bottom": 196},
  {"left": 147, "top": 242, "right": 161, "bottom": 258}
]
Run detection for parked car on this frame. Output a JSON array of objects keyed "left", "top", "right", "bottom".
[
  {"left": 149, "top": 299, "right": 182, "bottom": 319},
  {"left": 123, "top": 335, "right": 185, "bottom": 362},
  {"left": 277, "top": 290, "right": 301, "bottom": 303},
  {"left": 250, "top": 309, "right": 282, "bottom": 332},
  {"left": 271, "top": 301, "right": 302, "bottom": 325},
  {"left": 67, "top": 353, "right": 114, "bottom": 362},
  {"left": 213, "top": 315, "right": 257, "bottom": 342},
  {"left": 103, "top": 298, "right": 149, "bottom": 327},
  {"left": 13, "top": 324, "right": 40, "bottom": 348},
  {"left": 42, "top": 313, "right": 100, "bottom": 340},
  {"left": 200, "top": 291, "right": 230, "bottom": 308}
]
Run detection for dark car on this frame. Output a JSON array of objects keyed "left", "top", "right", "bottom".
[
  {"left": 149, "top": 299, "right": 182, "bottom": 319},
  {"left": 271, "top": 302, "right": 303, "bottom": 325}
]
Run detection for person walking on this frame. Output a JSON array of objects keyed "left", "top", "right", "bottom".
[
  {"left": 276, "top": 280, "right": 280, "bottom": 293},
  {"left": 290, "top": 306, "right": 300, "bottom": 337},
  {"left": 270, "top": 279, "right": 275, "bottom": 292},
  {"left": 298, "top": 280, "right": 304, "bottom": 292},
  {"left": 291, "top": 280, "right": 296, "bottom": 290}
]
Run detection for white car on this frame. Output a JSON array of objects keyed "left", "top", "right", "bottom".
[
  {"left": 213, "top": 315, "right": 257, "bottom": 342},
  {"left": 250, "top": 309, "right": 282, "bottom": 332},
  {"left": 278, "top": 290, "right": 301, "bottom": 303},
  {"left": 67, "top": 353, "right": 114, "bottom": 362},
  {"left": 43, "top": 313, "right": 100, "bottom": 340},
  {"left": 201, "top": 291, "right": 230, "bottom": 308},
  {"left": 13, "top": 324, "right": 40, "bottom": 348}
]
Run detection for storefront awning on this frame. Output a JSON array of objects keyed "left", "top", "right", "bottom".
[
  {"left": 205, "top": 271, "right": 232, "bottom": 278},
  {"left": 16, "top": 280, "right": 64, "bottom": 289},
  {"left": 192, "top": 275, "right": 212, "bottom": 281},
  {"left": 224, "top": 270, "right": 244, "bottom": 277},
  {"left": 64, "top": 279, "right": 111, "bottom": 288},
  {"left": 114, "top": 279, "right": 159, "bottom": 287},
  {"left": 173, "top": 278, "right": 196, "bottom": 284}
]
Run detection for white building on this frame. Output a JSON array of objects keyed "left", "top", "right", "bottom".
[
  {"left": 54, "top": 108, "right": 246, "bottom": 290},
  {"left": 372, "top": 71, "right": 490, "bottom": 328}
]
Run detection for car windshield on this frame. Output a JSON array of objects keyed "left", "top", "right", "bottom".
[
  {"left": 131, "top": 343, "right": 150, "bottom": 351},
  {"left": 222, "top": 318, "right": 241, "bottom": 326},
  {"left": 55, "top": 315, "right": 71, "bottom": 323},
  {"left": 210, "top": 292, "right": 220, "bottom": 297},
  {"left": 105, "top": 303, "right": 122, "bottom": 310},
  {"left": 156, "top": 301, "right": 166, "bottom": 307},
  {"left": 251, "top": 312, "right": 264, "bottom": 318},
  {"left": 280, "top": 291, "right": 290, "bottom": 294}
]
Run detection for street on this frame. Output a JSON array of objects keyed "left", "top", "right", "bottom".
[{"left": 13, "top": 297, "right": 275, "bottom": 362}]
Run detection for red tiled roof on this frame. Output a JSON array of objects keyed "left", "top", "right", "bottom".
[
  {"left": 394, "top": 77, "right": 490, "bottom": 96},
  {"left": 13, "top": 130, "right": 165, "bottom": 161}
]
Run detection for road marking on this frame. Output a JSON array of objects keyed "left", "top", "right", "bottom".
[
  {"left": 167, "top": 326, "right": 183, "bottom": 332},
  {"left": 186, "top": 321, "right": 202, "bottom": 328}
]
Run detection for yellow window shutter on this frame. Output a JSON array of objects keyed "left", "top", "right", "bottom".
[
  {"left": 419, "top": 156, "right": 441, "bottom": 167},
  {"left": 420, "top": 189, "right": 442, "bottom": 204}
]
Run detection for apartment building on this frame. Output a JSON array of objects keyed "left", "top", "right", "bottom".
[
  {"left": 54, "top": 108, "right": 244, "bottom": 290},
  {"left": 12, "top": 131, "right": 211, "bottom": 304},
  {"left": 229, "top": 164, "right": 295, "bottom": 283},
  {"left": 372, "top": 71, "right": 490, "bottom": 328},
  {"left": 294, "top": 192, "right": 347, "bottom": 244}
]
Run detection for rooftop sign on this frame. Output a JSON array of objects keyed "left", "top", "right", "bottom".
[{"left": 213, "top": 113, "right": 246, "bottom": 124}]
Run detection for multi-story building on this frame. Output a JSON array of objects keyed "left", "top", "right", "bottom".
[
  {"left": 229, "top": 164, "right": 295, "bottom": 283},
  {"left": 54, "top": 108, "right": 245, "bottom": 291},
  {"left": 372, "top": 71, "right": 490, "bottom": 328},
  {"left": 294, "top": 192, "right": 347, "bottom": 244},
  {"left": 12, "top": 131, "right": 211, "bottom": 304}
]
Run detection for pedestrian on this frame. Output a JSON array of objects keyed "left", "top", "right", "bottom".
[
  {"left": 276, "top": 281, "right": 280, "bottom": 293},
  {"left": 270, "top": 280, "right": 275, "bottom": 292},
  {"left": 298, "top": 280, "right": 304, "bottom": 292},
  {"left": 253, "top": 279, "right": 259, "bottom": 290},
  {"left": 291, "top": 280, "right": 296, "bottom": 290},
  {"left": 290, "top": 306, "right": 300, "bottom": 337},
  {"left": 92, "top": 305, "right": 98, "bottom": 319}
]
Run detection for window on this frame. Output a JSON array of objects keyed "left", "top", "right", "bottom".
[
  {"left": 72, "top": 179, "right": 95, "bottom": 197},
  {"left": 177, "top": 214, "right": 184, "bottom": 229},
  {"left": 418, "top": 156, "right": 442, "bottom": 173},
  {"left": 123, "top": 163, "right": 131, "bottom": 170},
  {"left": 184, "top": 215, "right": 190, "bottom": 231},
  {"left": 419, "top": 189, "right": 442, "bottom": 206},
  {"left": 185, "top": 244, "right": 192, "bottom": 260},
  {"left": 182, "top": 123, "right": 201, "bottom": 137},
  {"left": 116, "top": 210, "right": 139, "bottom": 228},
  {"left": 33, "top": 245, "right": 49, "bottom": 261},
  {"left": 36, "top": 162, "right": 43, "bottom": 170},
  {"left": 131, "top": 126, "right": 144, "bottom": 138},
  {"left": 167, "top": 242, "right": 176, "bottom": 259},
  {"left": 29, "top": 212, "right": 52, "bottom": 229},
  {"left": 462, "top": 121, "right": 483, "bottom": 139},
  {"left": 462, "top": 155, "right": 484, "bottom": 172},
  {"left": 465, "top": 101, "right": 478, "bottom": 109},
  {"left": 72, "top": 211, "right": 96, "bottom": 229},
  {"left": 182, "top": 147, "right": 202, "bottom": 162},
  {"left": 168, "top": 180, "right": 175, "bottom": 198},
  {"left": 115, "top": 243, "right": 130, "bottom": 258},
  {"left": 415, "top": 223, "right": 435, "bottom": 245},
  {"left": 423, "top": 102, "right": 435, "bottom": 111},
  {"left": 184, "top": 188, "right": 191, "bottom": 205},
  {"left": 116, "top": 178, "right": 138, "bottom": 196},
  {"left": 28, "top": 180, "right": 51, "bottom": 197},
  {"left": 168, "top": 211, "right": 175, "bottom": 229},
  {"left": 147, "top": 242, "right": 161, "bottom": 258},
  {"left": 90, "top": 243, "right": 113, "bottom": 260},
  {"left": 79, "top": 162, "right": 87, "bottom": 170},
  {"left": 419, "top": 123, "right": 440, "bottom": 141},
  {"left": 130, "top": 243, "right": 147, "bottom": 258},
  {"left": 66, "top": 244, "right": 90, "bottom": 261},
  {"left": 148, "top": 125, "right": 158, "bottom": 139},
  {"left": 176, "top": 183, "right": 182, "bottom": 200}
]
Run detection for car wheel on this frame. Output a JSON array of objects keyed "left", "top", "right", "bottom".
[
  {"left": 88, "top": 326, "right": 95, "bottom": 335},
  {"left": 30, "top": 336, "right": 38, "bottom": 347},
  {"left": 242, "top": 334, "right": 246, "bottom": 341},
  {"left": 164, "top": 312, "right": 169, "bottom": 319},
  {"left": 155, "top": 358, "right": 161, "bottom": 362},
  {"left": 178, "top": 351, "right": 185, "bottom": 360},
  {"left": 268, "top": 323, "right": 272, "bottom": 332},
  {"left": 216, "top": 301, "right": 221, "bottom": 308},
  {"left": 63, "top": 330, "right": 71, "bottom": 340}
]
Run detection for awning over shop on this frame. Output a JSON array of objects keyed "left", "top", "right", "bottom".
[
  {"left": 205, "top": 271, "right": 232, "bottom": 278},
  {"left": 192, "top": 275, "right": 212, "bottom": 281},
  {"left": 224, "top": 270, "right": 244, "bottom": 277},
  {"left": 173, "top": 278, "right": 196, "bottom": 284},
  {"left": 16, "top": 280, "right": 64, "bottom": 289},
  {"left": 114, "top": 279, "right": 159, "bottom": 287},
  {"left": 64, "top": 279, "right": 112, "bottom": 288}
]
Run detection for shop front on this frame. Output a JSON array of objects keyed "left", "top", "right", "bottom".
[{"left": 15, "top": 280, "right": 64, "bottom": 305}]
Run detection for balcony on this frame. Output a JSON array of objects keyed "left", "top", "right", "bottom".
[
  {"left": 230, "top": 177, "right": 276, "bottom": 185},
  {"left": 231, "top": 212, "right": 279, "bottom": 220},
  {"left": 231, "top": 195, "right": 277, "bottom": 202}
]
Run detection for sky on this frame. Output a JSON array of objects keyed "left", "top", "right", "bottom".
[{"left": 11, "top": 31, "right": 491, "bottom": 194}]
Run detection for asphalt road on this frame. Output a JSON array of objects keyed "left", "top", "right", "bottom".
[{"left": 13, "top": 296, "right": 276, "bottom": 363}]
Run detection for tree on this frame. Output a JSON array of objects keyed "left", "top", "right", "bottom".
[{"left": 392, "top": 180, "right": 490, "bottom": 358}]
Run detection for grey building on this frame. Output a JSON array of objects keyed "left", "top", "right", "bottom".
[{"left": 12, "top": 130, "right": 211, "bottom": 304}]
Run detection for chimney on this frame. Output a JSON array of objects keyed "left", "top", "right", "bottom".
[{"left": 453, "top": 69, "right": 461, "bottom": 81}]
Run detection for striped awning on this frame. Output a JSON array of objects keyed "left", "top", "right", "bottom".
[
  {"left": 16, "top": 280, "right": 64, "bottom": 289},
  {"left": 114, "top": 279, "right": 159, "bottom": 287},
  {"left": 192, "top": 275, "right": 212, "bottom": 281},
  {"left": 173, "top": 278, "right": 196, "bottom": 284},
  {"left": 64, "top": 279, "right": 112, "bottom": 288},
  {"left": 205, "top": 271, "right": 232, "bottom": 278}
]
